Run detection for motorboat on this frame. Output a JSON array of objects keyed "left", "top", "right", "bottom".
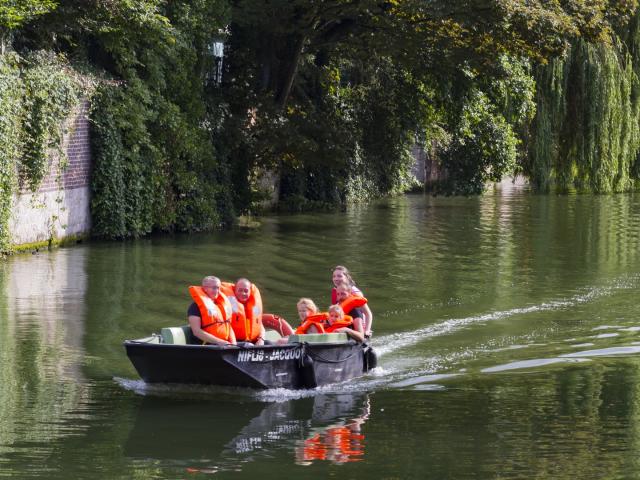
[{"left": 124, "top": 326, "right": 377, "bottom": 389}]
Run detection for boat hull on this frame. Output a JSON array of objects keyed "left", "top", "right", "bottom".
[{"left": 124, "top": 340, "right": 374, "bottom": 389}]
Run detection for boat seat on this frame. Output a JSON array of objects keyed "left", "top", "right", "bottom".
[
  {"left": 264, "top": 329, "right": 283, "bottom": 342},
  {"left": 161, "top": 325, "right": 197, "bottom": 345},
  {"left": 287, "top": 333, "right": 349, "bottom": 344}
]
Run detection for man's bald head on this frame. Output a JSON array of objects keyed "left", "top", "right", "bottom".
[{"left": 235, "top": 278, "right": 252, "bottom": 303}]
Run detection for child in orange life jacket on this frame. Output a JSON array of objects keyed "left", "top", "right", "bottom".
[
  {"left": 331, "top": 266, "right": 373, "bottom": 337},
  {"left": 297, "top": 298, "right": 318, "bottom": 323},
  {"left": 327, "top": 305, "right": 365, "bottom": 343},
  {"left": 334, "top": 282, "right": 366, "bottom": 321},
  {"left": 273, "top": 298, "right": 319, "bottom": 344}
]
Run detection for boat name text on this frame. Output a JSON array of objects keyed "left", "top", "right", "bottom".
[{"left": 237, "top": 348, "right": 302, "bottom": 362}]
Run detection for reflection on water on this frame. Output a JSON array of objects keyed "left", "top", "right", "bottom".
[
  {"left": 296, "top": 394, "right": 369, "bottom": 465},
  {"left": 124, "top": 393, "right": 370, "bottom": 473},
  {"left": 3, "top": 190, "right": 640, "bottom": 478},
  {"left": 0, "top": 249, "right": 89, "bottom": 461}
]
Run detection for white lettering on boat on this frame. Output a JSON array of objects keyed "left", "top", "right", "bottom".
[{"left": 236, "top": 347, "right": 302, "bottom": 363}]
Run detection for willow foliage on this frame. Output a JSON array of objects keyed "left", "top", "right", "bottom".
[{"left": 528, "top": 27, "right": 640, "bottom": 192}]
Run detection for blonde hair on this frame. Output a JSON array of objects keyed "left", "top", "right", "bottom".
[
  {"left": 328, "top": 304, "right": 344, "bottom": 317},
  {"left": 297, "top": 298, "right": 318, "bottom": 314}
]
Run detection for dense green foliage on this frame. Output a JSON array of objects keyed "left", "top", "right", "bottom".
[
  {"left": 19, "top": 0, "right": 234, "bottom": 238},
  {"left": 0, "top": 0, "right": 56, "bottom": 29},
  {"left": 0, "top": 53, "right": 22, "bottom": 253},
  {"left": 0, "top": 0, "right": 56, "bottom": 53},
  {"left": 222, "top": 0, "right": 638, "bottom": 199},
  {"left": 21, "top": 51, "right": 80, "bottom": 190},
  {"left": 3, "top": 0, "right": 640, "bottom": 244},
  {"left": 0, "top": 51, "right": 80, "bottom": 253}
]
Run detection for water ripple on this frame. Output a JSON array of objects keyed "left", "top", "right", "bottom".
[{"left": 373, "top": 276, "right": 639, "bottom": 358}]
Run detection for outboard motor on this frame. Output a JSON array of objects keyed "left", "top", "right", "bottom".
[{"left": 363, "top": 344, "right": 377, "bottom": 371}]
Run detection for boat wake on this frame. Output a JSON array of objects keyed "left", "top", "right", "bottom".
[
  {"left": 373, "top": 277, "right": 638, "bottom": 358},
  {"left": 362, "top": 274, "right": 640, "bottom": 390}
]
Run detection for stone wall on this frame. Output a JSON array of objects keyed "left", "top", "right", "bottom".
[
  {"left": 411, "top": 143, "right": 447, "bottom": 190},
  {"left": 9, "top": 101, "right": 92, "bottom": 248},
  {"left": 411, "top": 144, "right": 427, "bottom": 183}
]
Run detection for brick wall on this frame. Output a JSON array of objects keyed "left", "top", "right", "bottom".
[
  {"left": 21, "top": 101, "right": 92, "bottom": 194},
  {"left": 10, "top": 100, "right": 93, "bottom": 247}
]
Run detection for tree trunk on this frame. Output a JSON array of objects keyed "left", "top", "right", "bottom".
[{"left": 275, "top": 34, "right": 306, "bottom": 110}]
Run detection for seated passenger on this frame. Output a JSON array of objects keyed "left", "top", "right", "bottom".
[
  {"left": 187, "top": 276, "right": 236, "bottom": 346},
  {"left": 334, "top": 282, "right": 367, "bottom": 325},
  {"left": 326, "top": 305, "right": 365, "bottom": 343},
  {"left": 297, "top": 297, "right": 319, "bottom": 324},
  {"left": 221, "top": 278, "right": 266, "bottom": 346},
  {"left": 294, "top": 298, "right": 327, "bottom": 335},
  {"left": 295, "top": 304, "right": 365, "bottom": 342},
  {"left": 272, "top": 298, "right": 319, "bottom": 344},
  {"left": 331, "top": 265, "right": 373, "bottom": 337}
]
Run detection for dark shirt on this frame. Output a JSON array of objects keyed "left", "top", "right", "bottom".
[
  {"left": 345, "top": 307, "right": 363, "bottom": 320},
  {"left": 187, "top": 302, "right": 200, "bottom": 318}
]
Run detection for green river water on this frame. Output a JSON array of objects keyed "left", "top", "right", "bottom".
[{"left": 2, "top": 187, "right": 640, "bottom": 479}]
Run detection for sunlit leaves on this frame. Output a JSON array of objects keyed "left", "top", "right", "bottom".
[{"left": 0, "top": 0, "right": 57, "bottom": 30}]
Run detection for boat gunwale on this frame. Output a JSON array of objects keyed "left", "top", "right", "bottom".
[{"left": 123, "top": 339, "right": 360, "bottom": 350}]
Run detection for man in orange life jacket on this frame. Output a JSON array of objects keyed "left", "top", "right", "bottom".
[
  {"left": 187, "top": 276, "right": 237, "bottom": 346},
  {"left": 232, "top": 278, "right": 267, "bottom": 346}
]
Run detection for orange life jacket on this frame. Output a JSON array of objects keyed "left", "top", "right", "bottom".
[
  {"left": 188, "top": 286, "right": 233, "bottom": 341},
  {"left": 339, "top": 295, "right": 367, "bottom": 315},
  {"left": 325, "top": 316, "right": 353, "bottom": 333},
  {"left": 220, "top": 282, "right": 264, "bottom": 342},
  {"left": 295, "top": 313, "right": 328, "bottom": 334},
  {"left": 295, "top": 313, "right": 353, "bottom": 334},
  {"left": 332, "top": 285, "right": 364, "bottom": 304}
]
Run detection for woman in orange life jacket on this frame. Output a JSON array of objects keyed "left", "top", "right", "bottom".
[
  {"left": 331, "top": 266, "right": 373, "bottom": 337},
  {"left": 187, "top": 276, "right": 236, "bottom": 346}
]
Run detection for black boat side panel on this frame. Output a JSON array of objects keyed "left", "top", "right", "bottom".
[{"left": 124, "top": 341, "right": 371, "bottom": 389}]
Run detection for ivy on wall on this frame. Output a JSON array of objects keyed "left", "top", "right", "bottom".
[
  {"left": 20, "top": 51, "right": 81, "bottom": 190},
  {"left": 0, "top": 53, "right": 22, "bottom": 253},
  {"left": 0, "top": 51, "right": 82, "bottom": 254}
]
